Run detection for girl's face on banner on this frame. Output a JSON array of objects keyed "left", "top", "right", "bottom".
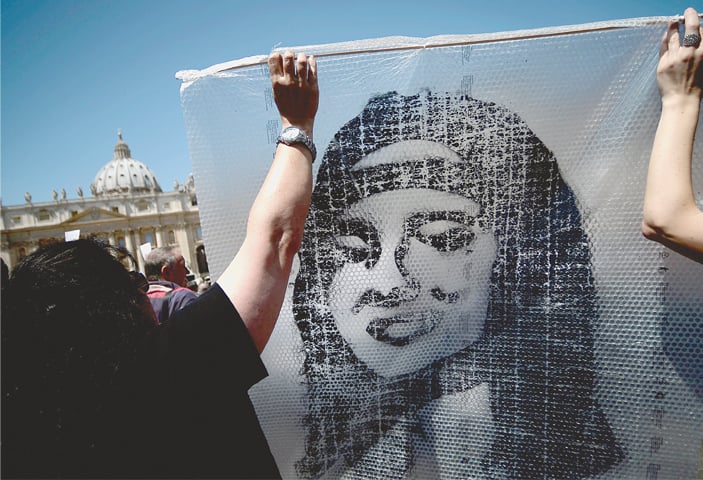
[{"left": 328, "top": 141, "right": 497, "bottom": 377}]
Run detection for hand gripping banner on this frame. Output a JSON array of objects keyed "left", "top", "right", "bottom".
[{"left": 178, "top": 16, "right": 703, "bottom": 479}]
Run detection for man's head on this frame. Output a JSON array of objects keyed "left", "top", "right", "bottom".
[{"left": 145, "top": 246, "right": 188, "bottom": 287}]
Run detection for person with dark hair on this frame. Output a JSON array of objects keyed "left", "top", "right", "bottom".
[
  {"left": 144, "top": 245, "right": 198, "bottom": 323},
  {"left": 2, "top": 240, "right": 158, "bottom": 477},
  {"left": 643, "top": 7, "right": 703, "bottom": 263},
  {"left": 1, "top": 49, "right": 318, "bottom": 479},
  {"left": 293, "top": 90, "right": 623, "bottom": 479},
  {"left": 1, "top": 257, "right": 8, "bottom": 293}
]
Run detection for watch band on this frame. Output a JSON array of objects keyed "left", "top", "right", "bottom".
[{"left": 277, "top": 126, "right": 317, "bottom": 162}]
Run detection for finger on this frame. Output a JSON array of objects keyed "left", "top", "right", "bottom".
[
  {"left": 661, "top": 22, "right": 675, "bottom": 57},
  {"left": 684, "top": 7, "right": 701, "bottom": 32},
  {"left": 667, "top": 19, "right": 680, "bottom": 53},
  {"left": 296, "top": 52, "right": 308, "bottom": 82},
  {"left": 682, "top": 7, "right": 701, "bottom": 48},
  {"left": 308, "top": 55, "right": 318, "bottom": 86},
  {"left": 282, "top": 50, "right": 296, "bottom": 80},
  {"left": 268, "top": 52, "right": 283, "bottom": 79}
]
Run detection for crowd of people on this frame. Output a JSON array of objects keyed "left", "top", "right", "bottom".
[
  {"left": 2, "top": 49, "right": 317, "bottom": 478},
  {"left": 1, "top": 7, "right": 702, "bottom": 479}
]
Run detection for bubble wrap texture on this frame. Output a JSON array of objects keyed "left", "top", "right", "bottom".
[{"left": 179, "top": 17, "right": 703, "bottom": 480}]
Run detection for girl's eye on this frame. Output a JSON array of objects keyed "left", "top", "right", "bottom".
[
  {"left": 415, "top": 221, "right": 476, "bottom": 253},
  {"left": 334, "top": 217, "right": 379, "bottom": 265},
  {"left": 334, "top": 235, "right": 370, "bottom": 263}
]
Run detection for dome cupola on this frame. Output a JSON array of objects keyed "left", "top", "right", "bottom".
[{"left": 90, "top": 131, "right": 162, "bottom": 197}]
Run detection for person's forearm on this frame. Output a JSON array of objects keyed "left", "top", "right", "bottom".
[
  {"left": 247, "top": 141, "right": 313, "bottom": 270},
  {"left": 218, "top": 51, "right": 318, "bottom": 352},
  {"left": 643, "top": 95, "right": 700, "bottom": 240},
  {"left": 219, "top": 144, "right": 312, "bottom": 352}
]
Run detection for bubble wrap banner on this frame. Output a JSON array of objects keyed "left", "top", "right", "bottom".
[{"left": 179, "top": 17, "right": 703, "bottom": 480}]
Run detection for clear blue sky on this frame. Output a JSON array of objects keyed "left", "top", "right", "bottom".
[{"left": 0, "top": 0, "right": 690, "bottom": 205}]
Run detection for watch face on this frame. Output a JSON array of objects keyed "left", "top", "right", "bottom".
[
  {"left": 282, "top": 128, "right": 303, "bottom": 142},
  {"left": 279, "top": 127, "right": 316, "bottom": 161}
]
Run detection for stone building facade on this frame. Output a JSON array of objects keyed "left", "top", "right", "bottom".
[{"left": 1, "top": 133, "right": 208, "bottom": 284}]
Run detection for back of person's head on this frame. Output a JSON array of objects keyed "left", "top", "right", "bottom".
[
  {"left": 145, "top": 246, "right": 181, "bottom": 281},
  {"left": 1, "top": 239, "right": 156, "bottom": 477},
  {"left": 1, "top": 257, "right": 8, "bottom": 288}
]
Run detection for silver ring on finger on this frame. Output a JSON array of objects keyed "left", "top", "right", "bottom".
[{"left": 683, "top": 33, "right": 701, "bottom": 47}]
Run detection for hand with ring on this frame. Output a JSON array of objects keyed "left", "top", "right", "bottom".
[{"left": 657, "top": 7, "right": 703, "bottom": 103}]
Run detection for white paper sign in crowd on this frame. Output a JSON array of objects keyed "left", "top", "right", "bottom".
[{"left": 179, "top": 16, "right": 703, "bottom": 479}]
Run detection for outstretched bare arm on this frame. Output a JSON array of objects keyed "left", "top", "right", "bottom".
[
  {"left": 643, "top": 7, "right": 703, "bottom": 263},
  {"left": 218, "top": 51, "right": 318, "bottom": 352}
]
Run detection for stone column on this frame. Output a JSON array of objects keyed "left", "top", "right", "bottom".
[
  {"left": 155, "top": 227, "right": 165, "bottom": 248},
  {"left": 124, "top": 230, "right": 144, "bottom": 272},
  {"left": 124, "top": 229, "right": 135, "bottom": 258},
  {"left": 176, "top": 223, "right": 195, "bottom": 273}
]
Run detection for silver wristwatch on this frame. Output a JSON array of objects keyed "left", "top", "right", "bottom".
[{"left": 277, "top": 126, "right": 316, "bottom": 162}]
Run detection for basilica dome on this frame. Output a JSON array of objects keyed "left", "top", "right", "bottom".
[{"left": 90, "top": 132, "right": 162, "bottom": 197}]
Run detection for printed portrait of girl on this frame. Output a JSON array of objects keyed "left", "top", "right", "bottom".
[{"left": 292, "top": 90, "right": 624, "bottom": 479}]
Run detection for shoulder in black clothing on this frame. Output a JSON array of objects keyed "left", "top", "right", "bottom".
[{"left": 145, "top": 283, "right": 282, "bottom": 479}]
